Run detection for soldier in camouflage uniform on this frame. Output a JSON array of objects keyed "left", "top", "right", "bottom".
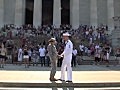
[{"left": 47, "top": 38, "right": 58, "bottom": 81}]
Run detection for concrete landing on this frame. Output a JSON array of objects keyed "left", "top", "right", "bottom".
[
  {"left": 0, "top": 71, "right": 120, "bottom": 88},
  {"left": 0, "top": 65, "right": 120, "bottom": 88}
]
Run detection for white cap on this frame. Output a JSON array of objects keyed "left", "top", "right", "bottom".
[{"left": 63, "top": 32, "right": 71, "bottom": 36}]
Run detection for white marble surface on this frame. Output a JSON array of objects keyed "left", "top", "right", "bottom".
[
  {"left": 33, "top": 0, "right": 42, "bottom": 27},
  {"left": 53, "top": 0, "right": 61, "bottom": 28},
  {"left": 0, "top": 0, "right": 4, "bottom": 27},
  {"left": 15, "top": 0, "right": 25, "bottom": 26},
  {"left": 70, "top": 0, "right": 80, "bottom": 29},
  {"left": 90, "top": 0, "right": 98, "bottom": 27}
]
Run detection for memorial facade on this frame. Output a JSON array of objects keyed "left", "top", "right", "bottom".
[{"left": 0, "top": 0, "right": 120, "bottom": 31}]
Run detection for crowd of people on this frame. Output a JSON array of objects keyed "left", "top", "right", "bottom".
[{"left": 0, "top": 24, "right": 120, "bottom": 68}]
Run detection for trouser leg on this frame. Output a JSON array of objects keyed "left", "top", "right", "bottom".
[
  {"left": 43, "top": 57, "right": 45, "bottom": 66},
  {"left": 40, "top": 57, "right": 43, "bottom": 66},
  {"left": 60, "top": 61, "right": 66, "bottom": 80},
  {"left": 50, "top": 61, "right": 57, "bottom": 78},
  {"left": 60, "top": 58, "right": 63, "bottom": 67},
  {"left": 67, "top": 62, "right": 72, "bottom": 81},
  {"left": 74, "top": 56, "right": 76, "bottom": 66},
  {"left": 47, "top": 57, "right": 50, "bottom": 66}
]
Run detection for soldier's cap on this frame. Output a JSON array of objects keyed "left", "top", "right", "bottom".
[
  {"left": 48, "top": 38, "right": 56, "bottom": 42},
  {"left": 63, "top": 32, "right": 71, "bottom": 36}
]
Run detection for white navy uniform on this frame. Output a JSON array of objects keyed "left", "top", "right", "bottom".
[{"left": 60, "top": 39, "right": 73, "bottom": 81}]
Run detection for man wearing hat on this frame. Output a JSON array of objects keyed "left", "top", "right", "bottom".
[
  {"left": 47, "top": 38, "right": 58, "bottom": 81},
  {"left": 59, "top": 32, "right": 73, "bottom": 82}
]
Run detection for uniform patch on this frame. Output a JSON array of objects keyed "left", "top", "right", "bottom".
[{"left": 69, "top": 45, "right": 70, "bottom": 48}]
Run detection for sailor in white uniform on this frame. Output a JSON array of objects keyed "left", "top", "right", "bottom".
[{"left": 59, "top": 32, "right": 73, "bottom": 82}]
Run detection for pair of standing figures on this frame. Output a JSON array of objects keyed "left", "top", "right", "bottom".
[{"left": 47, "top": 32, "right": 73, "bottom": 82}]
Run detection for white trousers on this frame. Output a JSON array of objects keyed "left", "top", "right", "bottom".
[{"left": 60, "top": 56, "right": 72, "bottom": 81}]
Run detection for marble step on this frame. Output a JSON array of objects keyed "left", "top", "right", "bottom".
[{"left": 0, "top": 82, "right": 120, "bottom": 88}]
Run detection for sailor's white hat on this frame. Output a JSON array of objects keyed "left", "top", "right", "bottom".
[{"left": 63, "top": 32, "right": 71, "bottom": 36}]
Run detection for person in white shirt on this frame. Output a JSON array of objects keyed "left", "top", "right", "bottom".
[
  {"left": 79, "top": 43, "right": 84, "bottom": 56},
  {"left": 89, "top": 37, "right": 93, "bottom": 45},
  {"left": 95, "top": 44, "right": 100, "bottom": 51},
  {"left": 18, "top": 47, "right": 23, "bottom": 65},
  {"left": 72, "top": 47, "right": 78, "bottom": 67},
  {"left": 39, "top": 45, "right": 46, "bottom": 66},
  {"left": 59, "top": 32, "right": 73, "bottom": 82}
]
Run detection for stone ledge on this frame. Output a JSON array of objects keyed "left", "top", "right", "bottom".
[{"left": 0, "top": 82, "right": 120, "bottom": 88}]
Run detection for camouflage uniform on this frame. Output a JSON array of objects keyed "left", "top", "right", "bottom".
[{"left": 47, "top": 44, "right": 58, "bottom": 79}]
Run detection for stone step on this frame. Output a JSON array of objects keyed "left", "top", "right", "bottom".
[
  {"left": 0, "top": 82, "right": 120, "bottom": 88},
  {"left": 76, "top": 56, "right": 118, "bottom": 65},
  {"left": 77, "top": 60, "right": 118, "bottom": 65}
]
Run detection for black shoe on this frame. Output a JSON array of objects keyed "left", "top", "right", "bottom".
[
  {"left": 58, "top": 79, "right": 65, "bottom": 81},
  {"left": 66, "top": 80, "right": 72, "bottom": 82}
]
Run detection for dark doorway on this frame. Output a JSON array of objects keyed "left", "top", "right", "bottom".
[
  {"left": 61, "top": 0, "right": 70, "bottom": 24},
  {"left": 42, "top": 0, "right": 53, "bottom": 25},
  {"left": 25, "top": 0, "right": 34, "bottom": 24}
]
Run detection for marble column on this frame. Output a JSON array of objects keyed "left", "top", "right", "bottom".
[
  {"left": 97, "top": 0, "right": 107, "bottom": 25},
  {"left": 70, "top": 0, "right": 80, "bottom": 29},
  {"left": 15, "top": 0, "right": 25, "bottom": 26},
  {"left": 0, "top": 0, "right": 4, "bottom": 28},
  {"left": 22, "top": 0, "right": 26, "bottom": 25},
  {"left": 53, "top": 0, "right": 61, "bottom": 28},
  {"left": 90, "top": 0, "right": 98, "bottom": 27},
  {"left": 107, "top": 0, "right": 114, "bottom": 34},
  {"left": 79, "top": 0, "right": 90, "bottom": 25},
  {"left": 4, "top": 0, "right": 16, "bottom": 24},
  {"left": 33, "top": 0, "right": 42, "bottom": 27}
]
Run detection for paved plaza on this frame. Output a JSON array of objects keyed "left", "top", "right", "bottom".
[{"left": 0, "top": 64, "right": 120, "bottom": 89}]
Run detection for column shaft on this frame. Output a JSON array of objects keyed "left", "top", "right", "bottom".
[
  {"left": 33, "top": 0, "right": 42, "bottom": 27},
  {"left": 90, "top": 0, "right": 98, "bottom": 27},
  {"left": 15, "top": 0, "right": 25, "bottom": 26},
  {"left": 4, "top": 0, "right": 16, "bottom": 24},
  {"left": 70, "top": 0, "right": 79, "bottom": 29},
  {"left": 53, "top": 0, "right": 61, "bottom": 28},
  {"left": 0, "top": 0, "right": 4, "bottom": 27},
  {"left": 107, "top": 0, "right": 114, "bottom": 34}
]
